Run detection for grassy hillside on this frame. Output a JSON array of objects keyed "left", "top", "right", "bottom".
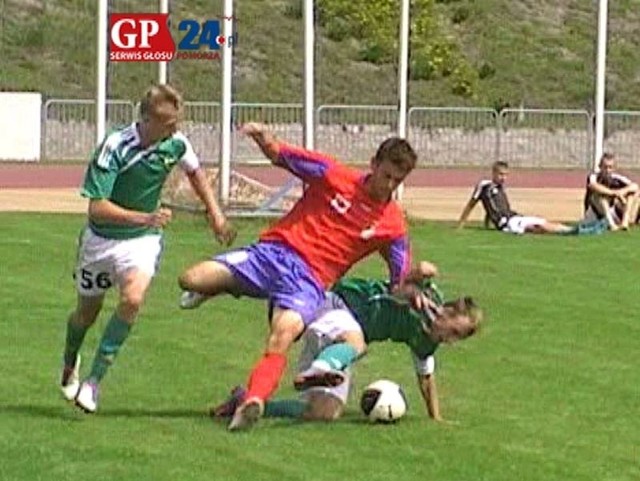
[{"left": 1, "top": 0, "right": 640, "bottom": 109}]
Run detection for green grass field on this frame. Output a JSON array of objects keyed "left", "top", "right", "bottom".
[{"left": 1, "top": 213, "right": 638, "bottom": 481}]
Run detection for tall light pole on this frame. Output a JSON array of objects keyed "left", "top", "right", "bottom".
[
  {"left": 593, "top": 0, "right": 609, "bottom": 169},
  {"left": 96, "top": 0, "right": 108, "bottom": 145},
  {"left": 395, "top": 0, "right": 411, "bottom": 201},
  {"left": 219, "top": 0, "right": 234, "bottom": 205}
]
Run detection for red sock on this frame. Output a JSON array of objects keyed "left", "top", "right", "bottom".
[{"left": 245, "top": 353, "right": 287, "bottom": 401}]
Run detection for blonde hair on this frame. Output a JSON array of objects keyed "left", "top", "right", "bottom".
[
  {"left": 139, "top": 84, "right": 183, "bottom": 120},
  {"left": 438, "top": 297, "right": 483, "bottom": 341}
]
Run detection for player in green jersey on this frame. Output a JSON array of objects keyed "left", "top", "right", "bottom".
[
  {"left": 59, "top": 84, "right": 236, "bottom": 413},
  {"left": 212, "top": 263, "right": 482, "bottom": 423}
]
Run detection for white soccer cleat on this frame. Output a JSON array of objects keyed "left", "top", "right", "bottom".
[
  {"left": 228, "top": 397, "right": 264, "bottom": 431},
  {"left": 75, "top": 381, "right": 99, "bottom": 414},
  {"left": 179, "top": 290, "right": 208, "bottom": 310},
  {"left": 60, "top": 355, "right": 81, "bottom": 401}
]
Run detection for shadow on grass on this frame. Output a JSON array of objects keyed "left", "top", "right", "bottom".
[
  {"left": 1, "top": 404, "right": 385, "bottom": 431},
  {"left": 0, "top": 403, "right": 208, "bottom": 420}
]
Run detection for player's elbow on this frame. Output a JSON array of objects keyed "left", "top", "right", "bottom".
[
  {"left": 88, "top": 199, "right": 109, "bottom": 222},
  {"left": 185, "top": 166, "right": 202, "bottom": 179}
]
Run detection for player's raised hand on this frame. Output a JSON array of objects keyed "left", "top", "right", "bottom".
[
  {"left": 241, "top": 122, "right": 268, "bottom": 138},
  {"left": 241, "top": 122, "right": 279, "bottom": 162},
  {"left": 392, "top": 282, "right": 442, "bottom": 315},
  {"left": 403, "top": 261, "right": 439, "bottom": 285},
  {"left": 416, "top": 261, "right": 439, "bottom": 279},
  {"left": 414, "top": 292, "right": 443, "bottom": 316},
  {"left": 147, "top": 207, "right": 173, "bottom": 228}
]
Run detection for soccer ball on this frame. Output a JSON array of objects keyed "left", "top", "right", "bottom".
[{"left": 360, "top": 379, "right": 407, "bottom": 423}]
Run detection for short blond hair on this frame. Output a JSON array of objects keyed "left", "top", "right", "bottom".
[{"left": 139, "top": 84, "right": 183, "bottom": 120}]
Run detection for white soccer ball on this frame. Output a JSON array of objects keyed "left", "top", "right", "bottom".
[{"left": 360, "top": 379, "right": 407, "bottom": 423}]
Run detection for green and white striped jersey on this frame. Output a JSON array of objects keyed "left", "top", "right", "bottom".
[{"left": 81, "top": 123, "right": 200, "bottom": 239}]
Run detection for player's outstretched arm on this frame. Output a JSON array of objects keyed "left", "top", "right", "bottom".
[
  {"left": 88, "top": 199, "right": 172, "bottom": 228},
  {"left": 417, "top": 373, "right": 442, "bottom": 422},
  {"left": 185, "top": 167, "right": 236, "bottom": 246},
  {"left": 457, "top": 198, "right": 478, "bottom": 229},
  {"left": 242, "top": 122, "right": 338, "bottom": 184}
]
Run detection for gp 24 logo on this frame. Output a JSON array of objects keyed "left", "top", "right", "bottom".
[{"left": 109, "top": 14, "right": 237, "bottom": 62}]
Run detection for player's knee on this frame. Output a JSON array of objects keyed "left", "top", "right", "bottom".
[
  {"left": 340, "top": 332, "right": 367, "bottom": 356},
  {"left": 179, "top": 261, "right": 235, "bottom": 295},
  {"left": 73, "top": 305, "right": 101, "bottom": 325},
  {"left": 266, "top": 327, "right": 301, "bottom": 353},
  {"left": 119, "top": 289, "right": 146, "bottom": 317},
  {"left": 178, "top": 267, "right": 198, "bottom": 291},
  {"left": 73, "top": 296, "right": 104, "bottom": 325},
  {"left": 268, "top": 312, "right": 305, "bottom": 354},
  {"left": 303, "top": 393, "right": 344, "bottom": 421}
]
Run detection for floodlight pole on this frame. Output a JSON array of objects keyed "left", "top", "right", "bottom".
[
  {"left": 593, "top": 0, "right": 609, "bottom": 170},
  {"left": 96, "top": 0, "right": 108, "bottom": 145},
  {"left": 395, "top": 0, "right": 410, "bottom": 201},
  {"left": 158, "top": 0, "right": 169, "bottom": 84},
  {"left": 219, "top": 0, "right": 234, "bottom": 205},
  {"left": 303, "top": 0, "right": 315, "bottom": 149}
]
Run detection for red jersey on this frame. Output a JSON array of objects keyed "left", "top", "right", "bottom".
[{"left": 260, "top": 143, "right": 411, "bottom": 288}]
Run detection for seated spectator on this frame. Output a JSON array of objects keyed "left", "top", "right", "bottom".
[
  {"left": 583, "top": 152, "right": 639, "bottom": 231},
  {"left": 457, "top": 161, "right": 607, "bottom": 235}
]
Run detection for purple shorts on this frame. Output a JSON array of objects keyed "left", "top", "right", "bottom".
[{"left": 214, "top": 241, "right": 325, "bottom": 325}]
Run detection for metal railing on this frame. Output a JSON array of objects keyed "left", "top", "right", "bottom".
[
  {"left": 316, "top": 105, "right": 398, "bottom": 163},
  {"left": 39, "top": 99, "right": 640, "bottom": 169},
  {"left": 498, "top": 109, "right": 592, "bottom": 169},
  {"left": 42, "top": 99, "right": 136, "bottom": 161},
  {"left": 408, "top": 107, "right": 499, "bottom": 167}
]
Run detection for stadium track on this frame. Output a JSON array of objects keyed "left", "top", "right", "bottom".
[{"left": 0, "top": 164, "right": 599, "bottom": 221}]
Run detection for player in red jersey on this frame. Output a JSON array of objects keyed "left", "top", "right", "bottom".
[{"left": 178, "top": 122, "right": 418, "bottom": 431}]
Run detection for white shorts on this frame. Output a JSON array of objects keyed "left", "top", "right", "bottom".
[
  {"left": 74, "top": 227, "right": 163, "bottom": 296},
  {"left": 297, "top": 304, "right": 363, "bottom": 404},
  {"left": 502, "top": 215, "right": 547, "bottom": 235}
]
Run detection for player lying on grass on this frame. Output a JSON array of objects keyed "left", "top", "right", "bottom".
[
  {"left": 178, "top": 122, "right": 419, "bottom": 431},
  {"left": 457, "top": 161, "right": 608, "bottom": 235},
  {"left": 59, "top": 84, "right": 236, "bottom": 413},
  {"left": 583, "top": 152, "right": 640, "bottom": 231},
  {"left": 212, "top": 263, "right": 482, "bottom": 423}
]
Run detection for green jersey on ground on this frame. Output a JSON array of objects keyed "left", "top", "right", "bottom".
[
  {"left": 81, "top": 123, "right": 200, "bottom": 239},
  {"left": 331, "top": 278, "right": 444, "bottom": 361}
]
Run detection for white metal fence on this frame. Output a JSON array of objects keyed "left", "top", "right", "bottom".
[
  {"left": 498, "top": 109, "right": 592, "bottom": 169},
  {"left": 39, "top": 99, "right": 640, "bottom": 168},
  {"left": 42, "top": 99, "right": 136, "bottom": 161},
  {"left": 316, "top": 105, "right": 398, "bottom": 163},
  {"left": 603, "top": 111, "right": 640, "bottom": 170},
  {"left": 408, "top": 107, "right": 499, "bottom": 167}
]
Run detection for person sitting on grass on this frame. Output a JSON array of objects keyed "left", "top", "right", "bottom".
[
  {"left": 457, "top": 161, "right": 607, "bottom": 235},
  {"left": 583, "top": 152, "right": 640, "bottom": 231}
]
